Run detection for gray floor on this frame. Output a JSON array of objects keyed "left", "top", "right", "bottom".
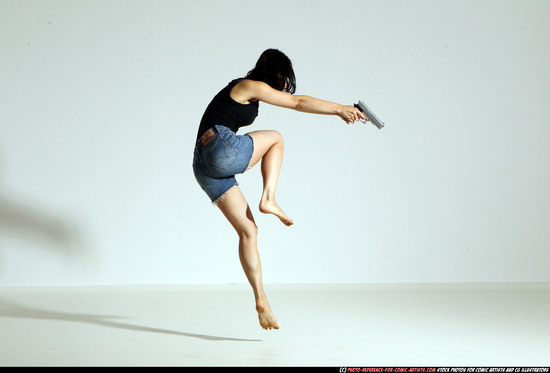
[{"left": 1, "top": 283, "right": 549, "bottom": 366}]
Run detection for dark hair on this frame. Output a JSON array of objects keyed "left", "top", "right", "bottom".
[{"left": 246, "top": 49, "right": 296, "bottom": 94}]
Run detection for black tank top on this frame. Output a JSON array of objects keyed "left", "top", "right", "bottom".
[{"left": 196, "top": 78, "right": 259, "bottom": 140}]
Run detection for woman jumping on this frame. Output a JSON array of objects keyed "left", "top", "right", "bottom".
[{"left": 192, "top": 49, "right": 365, "bottom": 330}]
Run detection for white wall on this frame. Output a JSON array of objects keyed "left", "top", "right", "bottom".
[{"left": 1, "top": 0, "right": 549, "bottom": 286}]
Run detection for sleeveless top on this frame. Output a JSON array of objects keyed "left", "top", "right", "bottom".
[{"left": 196, "top": 78, "right": 259, "bottom": 140}]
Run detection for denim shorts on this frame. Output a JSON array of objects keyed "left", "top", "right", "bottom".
[{"left": 193, "top": 125, "right": 254, "bottom": 204}]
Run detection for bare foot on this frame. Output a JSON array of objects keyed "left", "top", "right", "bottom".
[
  {"left": 256, "top": 297, "right": 279, "bottom": 330},
  {"left": 259, "top": 200, "right": 294, "bottom": 226}
]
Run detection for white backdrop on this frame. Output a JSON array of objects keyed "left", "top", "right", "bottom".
[{"left": 1, "top": 0, "right": 549, "bottom": 286}]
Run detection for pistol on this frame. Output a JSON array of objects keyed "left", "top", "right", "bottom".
[{"left": 354, "top": 100, "right": 385, "bottom": 130}]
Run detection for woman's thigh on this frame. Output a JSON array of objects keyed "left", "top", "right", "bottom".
[
  {"left": 245, "top": 130, "right": 283, "bottom": 170},
  {"left": 215, "top": 185, "right": 257, "bottom": 237}
]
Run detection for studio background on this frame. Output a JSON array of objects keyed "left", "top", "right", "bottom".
[{"left": 1, "top": 0, "right": 549, "bottom": 287}]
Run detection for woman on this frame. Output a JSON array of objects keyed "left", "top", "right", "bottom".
[{"left": 192, "top": 49, "right": 365, "bottom": 330}]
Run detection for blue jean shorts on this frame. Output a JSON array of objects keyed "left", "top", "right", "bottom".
[{"left": 193, "top": 125, "right": 254, "bottom": 205}]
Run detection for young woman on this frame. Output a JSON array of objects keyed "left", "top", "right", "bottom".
[{"left": 192, "top": 49, "right": 365, "bottom": 330}]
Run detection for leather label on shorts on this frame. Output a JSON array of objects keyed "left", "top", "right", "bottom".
[{"left": 201, "top": 129, "right": 215, "bottom": 146}]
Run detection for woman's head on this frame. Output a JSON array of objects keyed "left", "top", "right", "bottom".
[{"left": 246, "top": 49, "right": 296, "bottom": 94}]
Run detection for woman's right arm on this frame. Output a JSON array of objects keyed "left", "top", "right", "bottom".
[{"left": 236, "top": 80, "right": 365, "bottom": 124}]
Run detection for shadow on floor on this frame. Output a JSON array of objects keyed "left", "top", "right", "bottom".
[{"left": 0, "top": 298, "right": 261, "bottom": 342}]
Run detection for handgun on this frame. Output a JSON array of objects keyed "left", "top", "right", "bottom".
[{"left": 354, "top": 100, "right": 385, "bottom": 130}]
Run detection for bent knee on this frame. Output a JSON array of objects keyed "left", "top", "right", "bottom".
[{"left": 271, "top": 130, "right": 283, "bottom": 143}]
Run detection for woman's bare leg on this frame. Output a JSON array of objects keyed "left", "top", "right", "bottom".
[
  {"left": 246, "top": 130, "right": 293, "bottom": 226},
  {"left": 216, "top": 185, "right": 279, "bottom": 330}
]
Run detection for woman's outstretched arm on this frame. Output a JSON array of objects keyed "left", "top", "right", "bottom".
[{"left": 232, "top": 80, "right": 366, "bottom": 124}]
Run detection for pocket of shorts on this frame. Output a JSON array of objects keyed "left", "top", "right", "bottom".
[{"left": 205, "top": 137, "right": 239, "bottom": 170}]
